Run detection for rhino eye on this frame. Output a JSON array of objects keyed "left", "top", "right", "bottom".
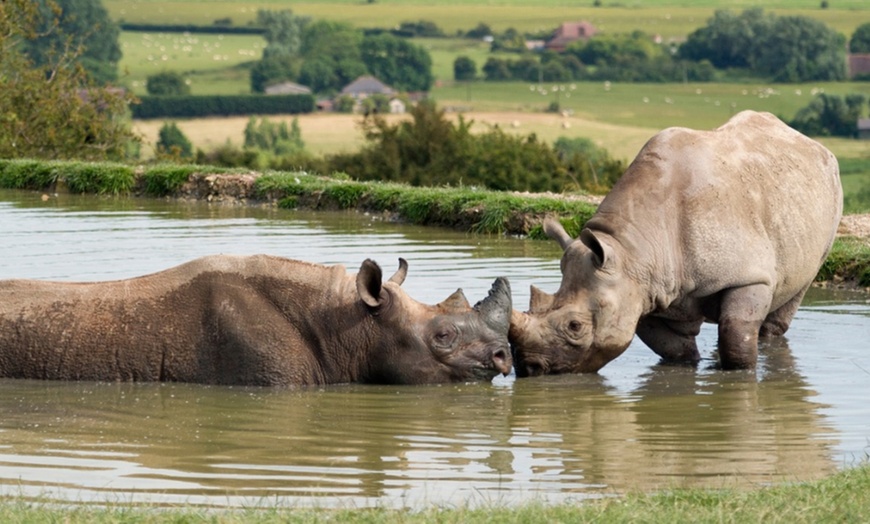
[
  {"left": 432, "top": 326, "right": 458, "bottom": 349},
  {"left": 567, "top": 320, "right": 583, "bottom": 333}
]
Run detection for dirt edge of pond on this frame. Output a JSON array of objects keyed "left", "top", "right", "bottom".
[{"left": 158, "top": 172, "right": 870, "bottom": 294}]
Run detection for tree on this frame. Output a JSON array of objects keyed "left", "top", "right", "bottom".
[
  {"left": 296, "top": 20, "right": 365, "bottom": 93},
  {"left": 156, "top": 122, "right": 193, "bottom": 159},
  {"left": 257, "top": 9, "right": 310, "bottom": 60},
  {"left": 850, "top": 22, "right": 870, "bottom": 53},
  {"left": 482, "top": 58, "right": 512, "bottom": 81},
  {"left": 250, "top": 54, "right": 299, "bottom": 93},
  {"left": 0, "top": 0, "right": 137, "bottom": 160},
  {"left": 752, "top": 16, "right": 846, "bottom": 82},
  {"left": 360, "top": 33, "right": 434, "bottom": 92},
  {"left": 146, "top": 71, "right": 190, "bottom": 96},
  {"left": 679, "top": 9, "right": 845, "bottom": 82},
  {"left": 23, "top": 0, "right": 122, "bottom": 84},
  {"left": 453, "top": 56, "right": 477, "bottom": 81},
  {"left": 243, "top": 116, "right": 305, "bottom": 156},
  {"left": 789, "top": 93, "right": 865, "bottom": 137},
  {"left": 678, "top": 9, "right": 771, "bottom": 69}
]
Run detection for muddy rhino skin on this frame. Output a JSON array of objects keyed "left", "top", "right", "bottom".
[
  {"left": 0, "top": 256, "right": 512, "bottom": 386},
  {"left": 511, "top": 110, "right": 843, "bottom": 375}
]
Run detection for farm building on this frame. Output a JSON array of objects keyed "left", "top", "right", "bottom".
[{"left": 545, "top": 21, "right": 598, "bottom": 52}]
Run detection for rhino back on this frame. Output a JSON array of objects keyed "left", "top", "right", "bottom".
[
  {"left": 589, "top": 110, "right": 842, "bottom": 306},
  {"left": 0, "top": 255, "right": 362, "bottom": 385}
]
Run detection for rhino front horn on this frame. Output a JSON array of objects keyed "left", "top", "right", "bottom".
[{"left": 474, "top": 277, "right": 512, "bottom": 332}]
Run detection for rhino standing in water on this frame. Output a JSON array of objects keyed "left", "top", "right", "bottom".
[
  {"left": 0, "top": 255, "right": 513, "bottom": 386},
  {"left": 511, "top": 110, "right": 842, "bottom": 375}
]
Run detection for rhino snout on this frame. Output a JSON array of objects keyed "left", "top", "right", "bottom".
[{"left": 492, "top": 347, "right": 511, "bottom": 376}]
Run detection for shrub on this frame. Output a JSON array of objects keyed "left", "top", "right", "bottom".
[{"left": 156, "top": 122, "right": 194, "bottom": 159}]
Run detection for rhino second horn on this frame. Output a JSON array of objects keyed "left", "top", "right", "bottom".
[
  {"left": 388, "top": 257, "right": 408, "bottom": 285},
  {"left": 474, "top": 277, "right": 512, "bottom": 333}
]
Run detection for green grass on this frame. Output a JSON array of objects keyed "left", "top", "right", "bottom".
[
  {"left": 0, "top": 463, "right": 867, "bottom": 523},
  {"left": 119, "top": 32, "right": 262, "bottom": 95},
  {"left": 105, "top": 1, "right": 869, "bottom": 40}
]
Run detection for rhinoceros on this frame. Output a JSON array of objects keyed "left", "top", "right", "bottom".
[
  {"left": 511, "top": 110, "right": 842, "bottom": 375},
  {"left": 0, "top": 255, "right": 513, "bottom": 386}
]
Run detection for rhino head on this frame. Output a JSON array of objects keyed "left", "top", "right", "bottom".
[
  {"left": 356, "top": 258, "right": 513, "bottom": 384},
  {"left": 510, "top": 219, "right": 645, "bottom": 377}
]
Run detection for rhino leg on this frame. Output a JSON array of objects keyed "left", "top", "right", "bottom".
[
  {"left": 717, "top": 284, "right": 774, "bottom": 370},
  {"left": 759, "top": 283, "right": 810, "bottom": 337},
  {"left": 636, "top": 316, "right": 702, "bottom": 364}
]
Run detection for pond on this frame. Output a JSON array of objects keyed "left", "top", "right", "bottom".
[{"left": 0, "top": 189, "right": 868, "bottom": 509}]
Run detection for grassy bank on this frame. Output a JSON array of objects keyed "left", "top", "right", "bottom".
[
  {"left": 1, "top": 158, "right": 868, "bottom": 287},
  {"left": 1, "top": 463, "right": 867, "bottom": 523}
]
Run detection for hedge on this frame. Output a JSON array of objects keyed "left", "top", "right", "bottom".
[{"left": 131, "top": 94, "right": 315, "bottom": 119}]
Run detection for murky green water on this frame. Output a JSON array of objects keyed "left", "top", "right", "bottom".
[{"left": 0, "top": 189, "right": 868, "bottom": 509}]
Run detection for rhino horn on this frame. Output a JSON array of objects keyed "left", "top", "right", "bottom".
[
  {"left": 474, "top": 277, "right": 512, "bottom": 333},
  {"left": 529, "top": 285, "right": 555, "bottom": 313},
  {"left": 443, "top": 288, "right": 471, "bottom": 310},
  {"left": 387, "top": 257, "right": 408, "bottom": 285}
]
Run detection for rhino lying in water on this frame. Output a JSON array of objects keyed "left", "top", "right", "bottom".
[
  {"left": 0, "top": 255, "right": 512, "bottom": 386},
  {"left": 511, "top": 110, "right": 843, "bottom": 375}
]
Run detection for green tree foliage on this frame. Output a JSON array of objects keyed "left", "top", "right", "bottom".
[
  {"left": 250, "top": 9, "right": 309, "bottom": 92},
  {"left": 324, "top": 101, "right": 623, "bottom": 193},
  {"left": 250, "top": 54, "right": 299, "bottom": 93},
  {"left": 243, "top": 116, "right": 305, "bottom": 156},
  {"left": 679, "top": 9, "right": 845, "bottom": 82},
  {"left": 23, "top": 0, "right": 121, "bottom": 84},
  {"left": 0, "top": 0, "right": 137, "bottom": 160},
  {"left": 156, "top": 122, "right": 193, "bottom": 159},
  {"left": 257, "top": 9, "right": 310, "bottom": 60},
  {"left": 789, "top": 93, "right": 867, "bottom": 137},
  {"left": 453, "top": 56, "right": 477, "bottom": 81},
  {"left": 297, "top": 20, "right": 365, "bottom": 93},
  {"left": 146, "top": 71, "right": 190, "bottom": 96},
  {"left": 396, "top": 20, "right": 444, "bottom": 38},
  {"left": 465, "top": 22, "right": 493, "bottom": 39},
  {"left": 553, "top": 137, "right": 624, "bottom": 191},
  {"left": 851, "top": 23, "right": 870, "bottom": 53},
  {"left": 753, "top": 16, "right": 846, "bottom": 82},
  {"left": 360, "top": 34, "right": 434, "bottom": 92}
]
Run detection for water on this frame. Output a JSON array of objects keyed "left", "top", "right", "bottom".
[{"left": 0, "top": 189, "right": 868, "bottom": 509}]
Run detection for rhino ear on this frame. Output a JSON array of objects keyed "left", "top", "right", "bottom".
[
  {"left": 543, "top": 218, "right": 574, "bottom": 251},
  {"left": 356, "top": 259, "right": 385, "bottom": 308},
  {"left": 579, "top": 229, "right": 613, "bottom": 269}
]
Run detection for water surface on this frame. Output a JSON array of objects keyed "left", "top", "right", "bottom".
[{"left": 0, "top": 189, "right": 867, "bottom": 509}]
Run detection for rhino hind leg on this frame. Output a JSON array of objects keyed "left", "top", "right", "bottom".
[
  {"left": 636, "top": 316, "right": 702, "bottom": 364},
  {"left": 759, "top": 283, "right": 811, "bottom": 338},
  {"left": 716, "top": 283, "right": 774, "bottom": 370}
]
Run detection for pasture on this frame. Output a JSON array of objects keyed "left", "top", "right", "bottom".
[{"left": 105, "top": 1, "right": 868, "bottom": 39}]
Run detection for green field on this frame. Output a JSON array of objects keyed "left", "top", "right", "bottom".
[
  {"left": 106, "top": 1, "right": 868, "bottom": 40},
  {"left": 120, "top": 32, "right": 261, "bottom": 95}
]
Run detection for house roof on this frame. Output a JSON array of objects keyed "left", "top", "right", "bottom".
[
  {"left": 340, "top": 75, "right": 396, "bottom": 96},
  {"left": 546, "top": 21, "right": 598, "bottom": 51},
  {"left": 264, "top": 81, "right": 312, "bottom": 95}
]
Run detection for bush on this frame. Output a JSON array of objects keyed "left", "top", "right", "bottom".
[
  {"left": 156, "top": 122, "right": 194, "bottom": 159},
  {"left": 322, "top": 101, "right": 616, "bottom": 193},
  {"left": 132, "top": 94, "right": 315, "bottom": 119},
  {"left": 146, "top": 71, "right": 190, "bottom": 96}
]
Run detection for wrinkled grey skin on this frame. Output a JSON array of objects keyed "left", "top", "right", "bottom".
[
  {"left": 0, "top": 255, "right": 512, "bottom": 386},
  {"left": 511, "top": 111, "right": 842, "bottom": 375}
]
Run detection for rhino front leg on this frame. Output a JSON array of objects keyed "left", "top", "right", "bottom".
[
  {"left": 636, "top": 316, "right": 702, "bottom": 364},
  {"left": 717, "top": 284, "right": 774, "bottom": 370}
]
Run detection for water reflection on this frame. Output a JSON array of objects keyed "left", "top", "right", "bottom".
[{"left": 0, "top": 189, "right": 868, "bottom": 508}]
